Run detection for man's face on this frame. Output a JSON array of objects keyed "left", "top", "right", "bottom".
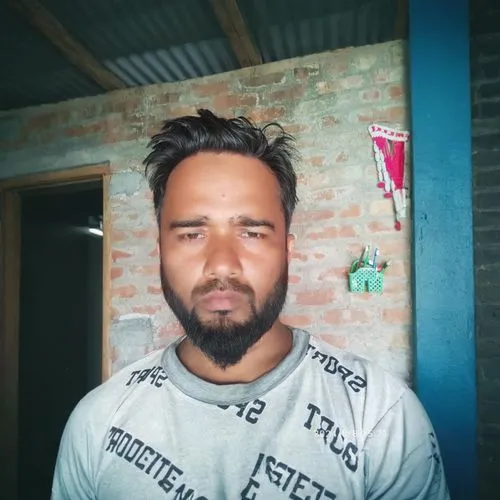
[{"left": 159, "top": 152, "right": 294, "bottom": 368}]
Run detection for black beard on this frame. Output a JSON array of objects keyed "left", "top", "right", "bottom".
[{"left": 160, "top": 261, "right": 288, "bottom": 369}]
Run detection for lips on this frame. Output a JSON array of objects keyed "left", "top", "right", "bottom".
[{"left": 198, "top": 290, "right": 244, "bottom": 311}]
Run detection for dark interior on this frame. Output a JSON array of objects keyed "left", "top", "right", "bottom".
[{"left": 18, "top": 180, "right": 103, "bottom": 500}]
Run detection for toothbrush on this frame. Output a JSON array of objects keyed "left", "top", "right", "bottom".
[{"left": 372, "top": 248, "right": 379, "bottom": 268}]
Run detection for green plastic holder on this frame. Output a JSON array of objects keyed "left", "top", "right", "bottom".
[{"left": 348, "top": 260, "right": 384, "bottom": 294}]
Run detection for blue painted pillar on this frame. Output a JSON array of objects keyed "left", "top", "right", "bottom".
[{"left": 409, "top": 0, "right": 477, "bottom": 498}]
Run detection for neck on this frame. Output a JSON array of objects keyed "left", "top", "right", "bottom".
[{"left": 176, "top": 323, "right": 293, "bottom": 384}]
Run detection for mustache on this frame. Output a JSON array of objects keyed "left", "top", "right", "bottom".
[{"left": 193, "top": 278, "right": 255, "bottom": 300}]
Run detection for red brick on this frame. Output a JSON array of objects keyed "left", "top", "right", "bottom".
[
  {"left": 192, "top": 80, "right": 231, "bottom": 96},
  {"left": 247, "top": 107, "right": 286, "bottom": 123},
  {"left": 321, "top": 310, "right": 342, "bottom": 325},
  {"left": 213, "top": 94, "right": 258, "bottom": 110},
  {"left": 306, "top": 156, "right": 326, "bottom": 167},
  {"left": 313, "top": 189, "right": 335, "bottom": 202},
  {"left": 387, "top": 85, "right": 403, "bottom": 100},
  {"left": 316, "top": 75, "right": 365, "bottom": 95},
  {"left": 112, "top": 230, "right": 128, "bottom": 242},
  {"left": 308, "top": 226, "right": 357, "bottom": 240},
  {"left": 295, "top": 138, "right": 316, "bottom": 149},
  {"left": 129, "top": 264, "right": 159, "bottom": 276},
  {"left": 164, "top": 105, "right": 198, "bottom": 119},
  {"left": 148, "top": 285, "right": 163, "bottom": 295},
  {"left": 112, "top": 249, "right": 133, "bottom": 262},
  {"left": 368, "top": 221, "right": 397, "bottom": 233},
  {"left": 64, "top": 121, "right": 105, "bottom": 138},
  {"left": 111, "top": 96, "right": 141, "bottom": 115},
  {"left": 357, "top": 106, "right": 405, "bottom": 123},
  {"left": 322, "top": 309, "right": 370, "bottom": 325},
  {"left": 308, "top": 227, "right": 339, "bottom": 240},
  {"left": 291, "top": 251, "right": 308, "bottom": 262},
  {"left": 112, "top": 284, "right": 137, "bottom": 298},
  {"left": 149, "top": 247, "right": 159, "bottom": 258},
  {"left": 267, "top": 86, "right": 306, "bottom": 102},
  {"left": 323, "top": 57, "right": 349, "bottom": 77},
  {"left": 294, "top": 65, "right": 320, "bottom": 81},
  {"left": 340, "top": 226, "right": 358, "bottom": 237},
  {"left": 24, "top": 113, "right": 60, "bottom": 133},
  {"left": 132, "top": 228, "right": 158, "bottom": 240},
  {"left": 383, "top": 308, "right": 411, "bottom": 324},
  {"left": 111, "top": 266, "right": 124, "bottom": 280},
  {"left": 293, "top": 209, "right": 335, "bottom": 223},
  {"left": 284, "top": 123, "right": 311, "bottom": 134},
  {"left": 339, "top": 204, "right": 362, "bottom": 218},
  {"left": 240, "top": 72, "right": 286, "bottom": 87},
  {"left": 288, "top": 274, "right": 302, "bottom": 284},
  {"left": 280, "top": 314, "right": 312, "bottom": 327},
  {"left": 295, "top": 289, "right": 334, "bottom": 306},
  {"left": 132, "top": 305, "right": 162, "bottom": 315}
]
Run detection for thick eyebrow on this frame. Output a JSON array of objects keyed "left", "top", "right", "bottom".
[
  {"left": 168, "top": 215, "right": 276, "bottom": 232},
  {"left": 169, "top": 217, "right": 208, "bottom": 230},
  {"left": 231, "top": 215, "right": 275, "bottom": 231}
]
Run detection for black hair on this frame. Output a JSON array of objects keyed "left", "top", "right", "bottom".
[{"left": 143, "top": 109, "right": 300, "bottom": 230}]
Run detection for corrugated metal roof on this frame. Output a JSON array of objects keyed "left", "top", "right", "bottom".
[
  {"left": 39, "top": 0, "right": 240, "bottom": 85},
  {"left": 0, "top": 0, "right": 400, "bottom": 111},
  {"left": 238, "top": 0, "right": 398, "bottom": 62},
  {"left": 0, "top": 2, "right": 103, "bottom": 110}
]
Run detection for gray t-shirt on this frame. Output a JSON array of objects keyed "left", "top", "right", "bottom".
[{"left": 51, "top": 328, "right": 450, "bottom": 499}]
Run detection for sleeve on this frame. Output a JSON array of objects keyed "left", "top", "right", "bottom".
[
  {"left": 363, "top": 387, "right": 450, "bottom": 500},
  {"left": 51, "top": 403, "right": 97, "bottom": 500}
]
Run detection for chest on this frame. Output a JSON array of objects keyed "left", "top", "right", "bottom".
[{"left": 95, "top": 385, "right": 366, "bottom": 499}]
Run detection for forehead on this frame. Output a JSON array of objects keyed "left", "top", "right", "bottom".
[{"left": 162, "top": 152, "right": 283, "bottom": 217}]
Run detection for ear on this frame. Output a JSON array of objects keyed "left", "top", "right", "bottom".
[{"left": 286, "top": 233, "right": 296, "bottom": 264}]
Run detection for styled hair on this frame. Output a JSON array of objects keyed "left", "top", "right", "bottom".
[{"left": 144, "top": 109, "right": 299, "bottom": 230}]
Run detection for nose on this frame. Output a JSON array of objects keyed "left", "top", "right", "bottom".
[{"left": 202, "top": 235, "right": 242, "bottom": 280}]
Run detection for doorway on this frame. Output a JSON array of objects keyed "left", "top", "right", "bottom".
[{"left": 0, "top": 164, "right": 111, "bottom": 499}]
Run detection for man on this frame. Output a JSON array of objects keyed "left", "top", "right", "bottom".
[{"left": 52, "top": 109, "right": 450, "bottom": 499}]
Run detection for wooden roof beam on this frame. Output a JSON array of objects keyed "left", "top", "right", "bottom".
[
  {"left": 6, "top": 0, "right": 126, "bottom": 91},
  {"left": 210, "top": 0, "right": 262, "bottom": 68}
]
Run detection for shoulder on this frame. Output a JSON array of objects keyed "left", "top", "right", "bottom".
[
  {"left": 69, "top": 347, "right": 168, "bottom": 429},
  {"left": 52, "top": 347, "right": 170, "bottom": 498},
  {"left": 304, "top": 331, "right": 409, "bottom": 394},
  {"left": 299, "top": 330, "right": 410, "bottom": 431}
]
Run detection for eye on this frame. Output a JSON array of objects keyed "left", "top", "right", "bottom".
[
  {"left": 242, "top": 231, "right": 265, "bottom": 239},
  {"left": 181, "top": 232, "right": 205, "bottom": 241}
]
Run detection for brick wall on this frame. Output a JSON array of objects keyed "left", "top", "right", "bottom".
[
  {"left": 0, "top": 41, "right": 411, "bottom": 380},
  {"left": 471, "top": 1, "right": 500, "bottom": 497}
]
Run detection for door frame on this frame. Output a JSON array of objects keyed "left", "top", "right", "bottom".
[{"left": 0, "top": 163, "right": 112, "bottom": 498}]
